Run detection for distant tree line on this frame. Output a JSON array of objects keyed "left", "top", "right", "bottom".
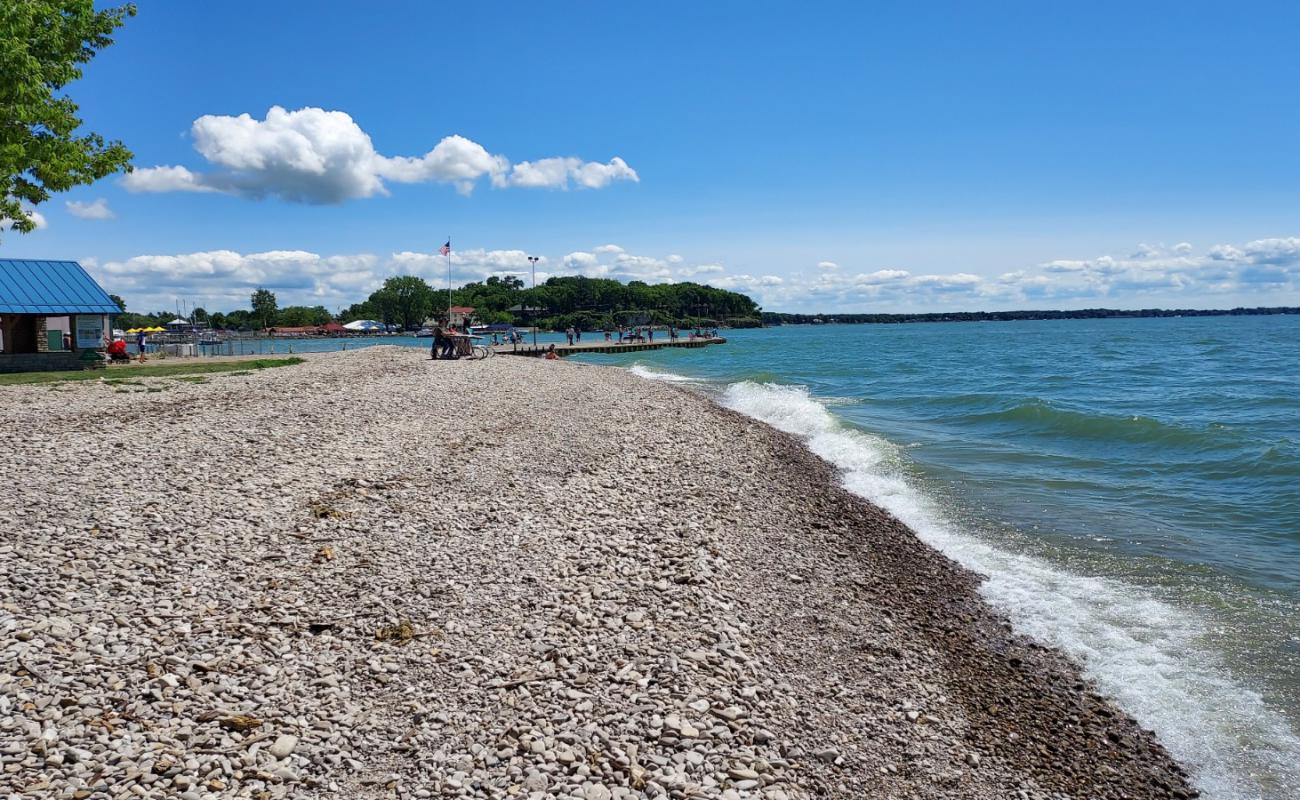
[
  {"left": 762, "top": 306, "right": 1300, "bottom": 325},
  {"left": 112, "top": 277, "right": 762, "bottom": 332},
  {"left": 113, "top": 290, "right": 332, "bottom": 332},
  {"left": 342, "top": 275, "right": 762, "bottom": 330}
]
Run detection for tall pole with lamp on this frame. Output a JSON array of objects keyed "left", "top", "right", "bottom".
[{"left": 527, "top": 255, "right": 540, "bottom": 347}]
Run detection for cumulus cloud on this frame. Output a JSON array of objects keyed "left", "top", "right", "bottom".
[
  {"left": 500, "top": 156, "right": 638, "bottom": 189},
  {"left": 122, "top": 165, "right": 218, "bottom": 194},
  {"left": 816, "top": 260, "right": 839, "bottom": 271},
  {"left": 91, "top": 247, "right": 561, "bottom": 313},
  {"left": 66, "top": 198, "right": 115, "bottom": 220},
  {"left": 122, "top": 106, "right": 638, "bottom": 203},
  {"left": 556, "top": 247, "right": 677, "bottom": 282},
  {"left": 93, "top": 250, "right": 382, "bottom": 311},
  {"left": 677, "top": 264, "right": 725, "bottom": 277},
  {"left": 741, "top": 238, "right": 1300, "bottom": 312},
  {"left": 82, "top": 235, "right": 1300, "bottom": 318}
]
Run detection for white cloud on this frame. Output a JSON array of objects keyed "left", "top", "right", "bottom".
[
  {"left": 503, "top": 157, "right": 638, "bottom": 190},
  {"left": 81, "top": 235, "right": 1300, "bottom": 318},
  {"left": 562, "top": 251, "right": 599, "bottom": 269},
  {"left": 122, "top": 165, "right": 218, "bottom": 194},
  {"left": 677, "top": 263, "right": 725, "bottom": 277},
  {"left": 66, "top": 198, "right": 115, "bottom": 220},
  {"left": 704, "top": 237, "right": 1300, "bottom": 312},
  {"left": 92, "top": 250, "right": 381, "bottom": 312},
  {"left": 816, "top": 260, "right": 839, "bottom": 271},
  {"left": 122, "top": 106, "right": 637, "bottom": 203}
]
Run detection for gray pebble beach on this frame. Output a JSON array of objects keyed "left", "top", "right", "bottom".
[{"left": 1, "top": 348, "right": 1196, "bottom": 799}]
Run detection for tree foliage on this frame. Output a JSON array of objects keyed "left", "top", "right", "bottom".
[
  {"left": 449, "top": 275, "right": 760, "bottom": 330},
  {"left": 1, "top": 1, "right": 136, "bottom": 236},
  {"left": 250, "top": 287, "right": 277, "bottom": 329}
]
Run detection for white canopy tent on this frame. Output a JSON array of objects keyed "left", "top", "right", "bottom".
[{"left": 342, "top": 319, "right": 384, "bottom": 331}]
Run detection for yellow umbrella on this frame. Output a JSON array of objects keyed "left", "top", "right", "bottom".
[
  {"left": 126, "top": 327, "right": 140, "bottom": 333},
  {"left": 147, "top": 326, "right": 165, "bottom": 332}
]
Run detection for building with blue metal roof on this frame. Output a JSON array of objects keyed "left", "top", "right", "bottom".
[{"left": 0, "top": 259, "right": 120, "bottom": 372}]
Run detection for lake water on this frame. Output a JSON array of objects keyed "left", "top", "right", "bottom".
[{"left": 563, "top": 317, "right": 1300, "bottom": 800}]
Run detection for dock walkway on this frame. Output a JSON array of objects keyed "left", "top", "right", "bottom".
[{"left": 493, "top": 336, "right": 726, "bottom": 357}]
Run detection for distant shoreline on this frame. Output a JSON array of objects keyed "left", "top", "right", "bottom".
[{"left": 762, "top": 305, "right": 1300, "bottom": 326}]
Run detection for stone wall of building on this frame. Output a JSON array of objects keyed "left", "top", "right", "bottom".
[{"left": 0, "top": 352, "right": 88, "bottom": 374}]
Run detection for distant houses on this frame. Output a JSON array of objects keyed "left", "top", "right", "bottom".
[
  {"left": 266, "top": 321, "right": 348, "bottom": 337},
  {"left": 0, "top": 259, "right": 119, "bottom": 373}
]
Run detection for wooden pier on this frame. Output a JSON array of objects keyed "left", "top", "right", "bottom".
[{"left": 494, "top": 336, "right": 727, "bottom": 357}]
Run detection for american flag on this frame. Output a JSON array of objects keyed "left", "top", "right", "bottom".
[{"left": 439, "top": 240, "right": 451, "bottom": 256}]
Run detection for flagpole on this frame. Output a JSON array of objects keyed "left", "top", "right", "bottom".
[{"left": 446, "top": 236, "right": 452, "bottom": 328}]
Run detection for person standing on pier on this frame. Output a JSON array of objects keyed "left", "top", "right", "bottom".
[{"left": 566, "top": 326, "right": 575, "bottom": 346}]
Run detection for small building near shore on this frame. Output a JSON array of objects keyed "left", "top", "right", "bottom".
[
  {"left": 449, "top": 306, "right": 475, "bottom": 328},
  {"left": 0, "top": 259, "right": 119, "bottom": 373}
]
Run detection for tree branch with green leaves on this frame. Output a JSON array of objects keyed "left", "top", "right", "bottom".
[{"left": 1, "top": 1, "right": 136, "bottom": 237}]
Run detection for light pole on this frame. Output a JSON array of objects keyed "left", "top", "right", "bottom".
[{"left": 527, "top": 256, "right": 540, "bottom": 347}]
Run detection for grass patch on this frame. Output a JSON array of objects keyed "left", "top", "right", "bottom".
[
  {"left": 170, "top": 376, "right": 209, "bottom": 384},
  {"left": 0, "top": 357, "right": 305, "bottom": 386}
]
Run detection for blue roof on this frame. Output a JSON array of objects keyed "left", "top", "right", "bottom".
[{"left": 0, "top": 259, "right": 120, "bottom": 315}]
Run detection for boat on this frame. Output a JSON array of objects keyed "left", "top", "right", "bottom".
[{"left": 415, "top": 327, "right": 434, "bottom": 338}]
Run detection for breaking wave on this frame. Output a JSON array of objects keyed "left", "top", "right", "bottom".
[{"left": 629, "top": 365, "right": 1300, "bottom": 800}]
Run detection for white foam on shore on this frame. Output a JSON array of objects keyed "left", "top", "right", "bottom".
[
  {"left": 630, "top": 364, "right": 697, "bottom": 383},
  {"left": 697, "top": 376, "right": 1300, "bottom": 800}
]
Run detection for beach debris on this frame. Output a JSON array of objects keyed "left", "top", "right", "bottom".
[
  {"left": 218, "top": 714, "right": 263, "bottom": 733},
  {"left": 308, "top": 502, "right": 348, "bottom": 520},
  {"left": 374, "top": 620, "right": 415, "bottom": 644},
  {"left": 315, "top": 544, "right": 336, "bottom": 562}
]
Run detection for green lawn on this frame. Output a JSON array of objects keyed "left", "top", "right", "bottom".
[{"left": 0, "top": 357, "right": 305, "bottom": 386}]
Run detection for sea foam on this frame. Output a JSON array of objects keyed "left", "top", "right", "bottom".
[{"left": 632, "top": 365, "right": 1299, "bottom": 800}]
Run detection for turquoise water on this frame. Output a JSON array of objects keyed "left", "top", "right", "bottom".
[
  {"left": 186, "top": 331, "right": 576, "bottom": 357},
  {"left": 564, "top": 316, "right": 1300, "bottom": 800}
]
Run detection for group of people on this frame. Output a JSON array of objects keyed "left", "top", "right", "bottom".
[{"left": 561, "top": 325, "right": 696, "bottom": 345}]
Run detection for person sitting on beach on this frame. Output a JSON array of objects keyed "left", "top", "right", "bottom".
[
  {"left": 430, "top": 325, "right": 445, "bottom": 359},
  {"left": 544, "top": 344, "right": 559, "bottom": 360}
]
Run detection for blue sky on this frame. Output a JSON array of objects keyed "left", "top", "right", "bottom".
[{"left": 7, "top": 1, "right": 1300, "bottom": 313}]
